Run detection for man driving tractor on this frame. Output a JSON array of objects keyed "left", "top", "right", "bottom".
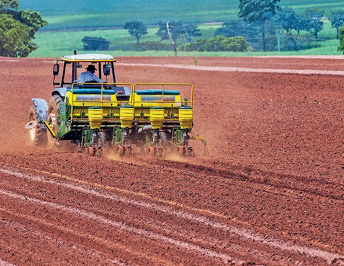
[{"left": 77, "top": 64, "right": 103, "bottom": 83}]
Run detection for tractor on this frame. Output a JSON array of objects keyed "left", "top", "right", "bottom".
[{"left": 26, "top": 53, "right": 205, "bottom": 157}]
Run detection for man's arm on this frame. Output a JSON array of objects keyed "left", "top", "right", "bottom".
[{"left": 91, "top": 73, "right": 103, "bottom": 83}]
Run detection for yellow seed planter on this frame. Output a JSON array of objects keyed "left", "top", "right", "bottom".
[
  {"left": 179, "top": 107, "right": 193, "bottom": 129},
  {"left": 88, "top": 107, "right": 103, "bottom": 129},
  {"left": 120, "top": 106, "right": 135, "bottom": 128},
  {"left": 150, "top": 107, "right": 165, "bottom": 129}
]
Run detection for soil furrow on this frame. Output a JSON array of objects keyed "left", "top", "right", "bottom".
[
  {"left": 0, "top": 187, "right": 245, "bottom": 265},
  {"left": 0, "top": 217, "right": 123, "bottom": 265},
  {"left": 2, "top": 155, "right": 343, "bottom": 255},
  {"left": 1, "top": 56, "right": 344, "bottom": 264},
  {"left": 1, "top": 166, "right": 342, "bottom": 265}
]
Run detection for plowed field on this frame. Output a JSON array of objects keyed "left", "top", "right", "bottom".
[{"left": 0, "top": 56, "right": 343, "bottom": 265}]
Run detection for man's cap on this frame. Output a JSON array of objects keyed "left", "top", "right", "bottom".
[{"left": 86, "top": 65, "right": 97, "bottom": 71}]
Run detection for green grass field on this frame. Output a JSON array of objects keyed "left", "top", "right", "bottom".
[
  {"left": 29, "top": 20, "right": 342, "bottom": 58},
  {"left": 18, "top": 0, "right": 344, "bottom": 57},
  {"left": 20, "top": 0, "right": 344, "bottom": 30}
]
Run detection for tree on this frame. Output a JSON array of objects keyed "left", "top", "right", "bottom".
[
  {"left": 283, "top": 33, "right": 314, "bottom": 51},
  {"left": 123, "top": 20, "right": 147, "bottom": 43},
  {"left": 157, "top": 21, "right": 182, "bottom": 45},
  {"left": 156, "top": 21, "right": 201, "bottom": 55},
  {"left": 329, "top": 10, "right": 344, "bottom": 39},
  {"left": 180, "top": 23, "right": 201, "bottom": 42},
  {"left": 82, "top": 36, "right": 110, "bottom": 50},
  {"left": 156, "top": 21, "right": 201, "bottom": 45},
  {"left": 294, "top": 15, "right": 311, "bottom": 35},
  {"left": 304, "top": 8, "right": 324, "bottom": 39},
  {"left": 338, "top": 26, "right": 344, "bottom": 53},
  {"left": 0, "top": 0, "right": 47, "bottom": 57},
  {"left": 11, "top": 9, "right": 48, "bottom": 39},
  {"left": 0, "top": 0, "right": 19, "bottom": 12},
  {"left": 272, "top": 8, "right": 298, "bottom": 33},
  {"left": 238, "top": 0, "right": 281, "bottom": 51},
  {"left": 215, "top": 20, "right": 260, "bottom": 39},
  {"left": 0, "top": 14, "right": 32, "bottom": 57}
]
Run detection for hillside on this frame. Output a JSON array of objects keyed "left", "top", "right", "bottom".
[{"left": 19, "top": 0, "right": 344, "bottom": 30}]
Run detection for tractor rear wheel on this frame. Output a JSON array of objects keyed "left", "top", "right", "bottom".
[
  {"left": 27, "top": 106, "right": 47, "bottom": 147},
  {"left": 47, "top": 95, "right": 63, "bottom": 149}
]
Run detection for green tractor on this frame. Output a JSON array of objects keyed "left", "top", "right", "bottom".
[{"left": 26, "top": 54, "right": 205, "bottom": 157}]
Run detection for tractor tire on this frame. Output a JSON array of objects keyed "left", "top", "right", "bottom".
[
  {"left": 27, "top": 106, "right": 47, "bottom": 147},
  {"left": 47, "top": 94, "right": 63, "bottom": 149}
]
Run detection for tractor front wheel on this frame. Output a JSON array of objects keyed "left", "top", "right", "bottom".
[{"left": 47, "top": 95, "right": 63, "bottom": 149}]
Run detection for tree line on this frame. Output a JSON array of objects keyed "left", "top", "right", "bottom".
[{"left": 2, "top": 0, "right": 344, "bottom": 56}]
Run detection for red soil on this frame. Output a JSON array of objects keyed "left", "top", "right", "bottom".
[{"left": 0, "top": 56, "right": 343, "bottom": 265}]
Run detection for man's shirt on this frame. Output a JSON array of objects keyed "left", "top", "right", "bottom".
[{"left": 77, "top": 71, "right": 103, "bottom": 83}]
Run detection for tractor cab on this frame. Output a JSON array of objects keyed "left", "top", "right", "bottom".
[
  {"left": 53, "top": 54, "right": 116, "bottom": 86},
  {"left": 52, "top": 54, "right": 131, "bottom": 101}
]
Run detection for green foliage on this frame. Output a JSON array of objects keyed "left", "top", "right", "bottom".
[
  {"left": 304, "top": 8, "right": 324, "bottom": 39},
  {"left": 293, "top": 15, "right": 311, "bottom": 34},
  {"left": 238, "top": 0, "right": 281, "bottom": 51},
  {"left": 215, "top": 20, "right": 260, "bottom": 39},
  {"left": 81, "top": 36, "right": 110, "bottom": 51},
  {"left": 156, "top": 21, "right": 201, "bottom": 45},
  {"left": 123, "top": 21, "right": 147, "bottom": 43},
  {"left": 329, "top": 10, "right": 344, "bottom": 39},
  {"left": 179, "top": 39, "right": 207, "bottom": 51},
  {"left": 338, "top": 26, "right": 344, "bottom": 53},
  {"left": 0, "top": 0, "right": 19, "bottom": 11},
  {"left": 283, "top": 33, "right": 315, "bottom": 51},
  {"left": 0, "top": 13, "right": 33, "bottom": 56},
  {"left": 273, "top": 8, "right": 298, "bottom": 33},
  {"left": 179, "top": 36, "right": 248, "bottom": 52},
  {"left": 238, "top": 0, "right": 281, "bottom": 23},
  {"left": 12, "top": 9, "right": 48, "bottom": 38},
  {"left": 0, "top": 0, "right": 47, "bottom": 57}
]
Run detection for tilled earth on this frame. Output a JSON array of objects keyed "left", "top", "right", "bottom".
[{"left": 0, "top": 56, "right": 343, "bottom": 265}]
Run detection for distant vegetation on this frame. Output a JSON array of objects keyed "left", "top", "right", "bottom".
[
  {"left": 179, "top": 36, "right": 249, "bottom": 52},
  {"left": 19, "top": 0, "right": 344, "bottom": 30},
  {"left": 337, "top": 26, "right": 344, "bottom": 53},
  {"left": 0, "top": 0, "right": 47, "bottom": 57},
  {"left": 15, "top": 0, "right": 344, "bottom": 57},
  {"left": 82, "top": 36, "right": 110, "bottom": 51},
  {"left": 123, "top": 21, "right": 147, "bottom": 43}
]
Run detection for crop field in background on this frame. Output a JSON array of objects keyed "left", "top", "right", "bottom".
[
  {"left": 20, "top": 0, "right": 344, "bottom": 30},
  {"left": 17, "top": 0, "right": 344, "bottom": 57},
  {"left": 29, "top": 19, "right": 343, "bottom": 58}
]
